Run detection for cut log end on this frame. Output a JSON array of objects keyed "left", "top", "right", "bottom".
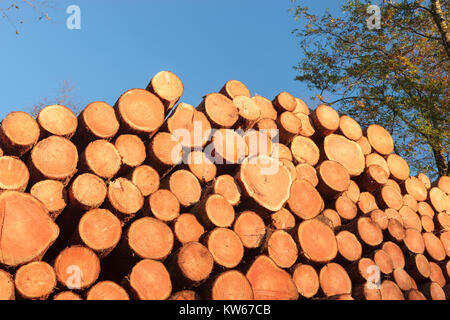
[
  {"left": 174, "top": 214, "right": 205, "bottom": 245},
  {"left": 271, "top": 208, "right": 296, "bottom": 230},
  {"left": 114, "top": 134, "right": 146, "bottom": 169},
  {"left": 323, "top": 134, "right": 365, "bottom": 176},
  {"left": 252, "top": 96, "right": 277, "bottom": 120},
  {"left": 87, "top": 281, "right": 129, "bottom": 300},
  {"left": 187, "top": 150, "right": 217, "bottom": 183},
  {"left": 200, "top": 93, "right": 239, "bottom": 128},
  {"left": 319, "top": 263, "right": 352, "bottom": 297},
  {"left": 267, "top": 230, "right": 298, "bottom": 268},
  {"left": 220, "top": 80, "right": 251, "bottom": 99},
  {"left": 317, "top": 160, "right": 350, "bottom": 196},
  {"left": 382, "top": 241, "right": 405, "bottom": 269},
  {"left": 233, "top": 211, "right": 266, "bottom": 249},
  {"left": 297, "top": 219, "right": 337, "bottom": 264},
  {"left": 380, "top": 280, "right": 404, "bottom": 300},
  {"left": 0, "top": 111, "right": 40, "bottom": 156},
  {"left": 291, "top": 136, "right": 320, "bottom": 166},
  {"left": 169, "top": 170, "right": 202, "bottom": 207},
  {"left": 84, "top": 139, "right": 121, "bottom": 179},
  {"left": 147, "top": 70, "right": 184, "bottom": 110},
  {"left": 0, "top": 270, "right": 14, "bottom": 300},
  {"left": 53, "top": 291, "right": 82, "bottom": 300},
  {"left": 210, "top": 270, "right": 254, "bottom": 300},
  {"left": 69, "top": 173, "right": 107, "bottom": 210},
  {"left": 30, "top": 179, "right": 67, "bottom": 218},
  {"left": 129, "top": 259, "right": 172, "bottom": 300},
  {"left": 311, "top": 105, "right": 340, "bottom": 136},
  {"left": 292, "top": 264, "right": 319, "bottom": 298},
  {"left": 108, "top": 177, "right": 144, "bottom": 220},
  {"left": 387, "top": 154, "right": 410, "bottom": 182},
  {"left": 273, "top": 91, "right": 296, "bottom": 113},
  {"left": 366, "top": 124, "right": 394, "bottom": 155},
  {"left": 37, "top": 104, "right": 78, "bottom": 138},
  {"left": 131, "top": 165, "right": 160, "bottom": 197},
  {"left": 149, "top": 189, "right": 180, "bottom": 222},
  {"left": 213, "top": 174, "right": 241, "bottom": 206},
  {"left": 336, "top": 231, "right": 362, "bottom": 262},
  {"left": 0, "top": 156, "right": 29, "bottom": 192},
  {"left": 14, "top": 261, "right": 56, "bottom": 300},
  {"left": 80, "top": 101, "right": 120, "bottom": 140},
  {"left": 288, "top": 179, "right": 323, "bottom": 220},
  {"left": 206, "top": 228, "right": 244, "bottom": 268},
  {"left": 176, "top": 242, "right": 214, "bottom": 283},
  {"left": 339, "top": 115, "right": 362, "bottom": 141}
]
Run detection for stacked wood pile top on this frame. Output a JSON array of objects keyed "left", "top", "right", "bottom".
[{"left": 0, "top": 71, "right": 449, "bottom": 300}]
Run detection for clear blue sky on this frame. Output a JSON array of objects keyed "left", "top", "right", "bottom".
[{"left": 0, "top": 0, "right": 344, "bottom": 119}]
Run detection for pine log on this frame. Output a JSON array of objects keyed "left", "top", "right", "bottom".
[
  {"left": 343, "top": 180, "right": 360, "bottom": 203},
  {"left": 319, "top": 263, "right": 352, "bottom": 297},
  {"left": 220, "top": 80, "right": 251, "bottom": 100},
  {"left": 106, "top": 177, "right": 144, "bottom": 222},
  {"left": 399, "top": 206, "right": 422, "bottom": 231},
  {"left": 148, "top": 189, "right": 180, "bottom": 222},
  {"left": 265, "top": 229, "right": 298, "bottom": 269},
  {"left": 14, "top": 261, "right": 56, "bottom": 300},
  {"left": 297, "top": 219, "right": 337, "bottom": 264},
  {"left": 379, "top": 280, "right": 404, "bottom": 300},
  {"left": 146, "top": 70, "right": 184, "bottom": 110},
  {"left": 422, "top": 232, "right": 446, "bottom": 262},
  {"left": 428, "top": 187, "right": 450, "bottom": 212},
  {"left": 0, "top": 111, "right": 40, "bottom": 157},
  {"left": 53, "top": 291, "right": 82, "bottom": 300},
  {"left": 163, "top": 169, "right": 201, "bottom": 207},
  {"left": 147, "top": 132, "right": 183, "bottom": 176},
  {"left": 429, "top": 262, "right": 446, "bottom": 287},
  {"left": 318, "top": 209, "right": 342, "bottom": 230},
  {"left": 30, "top": 179, "right": 67, "bottom": 219},
  {"left": 271, "top": 208, "right": 296, "bottom": 231},
  {"left": 403, "top": 177, "right": 428, "bottom": 202},
  {"left": 437, "top": 176, "right": 450, "bottom": 195},
  {"left": 233, "top": 211, "right": 266, "bottom": 249},
  {"left": 272, "top": 92, "right": 296, "bottom": 113},
  {"left": 130, "top": 165, "right": 160, "bottom": 197},
  {"left": 365, "top": 153, "right": 390, "bottom": 176},
  {"left": 386, "top": 153, "right": 410, "bottom": 182},
  {"left": 128, "top": 259, "right": 172, "bottom": 300},
  {"left": 197, "top": 93, "right": 239, "bottom": 128},
  {"left": 0, "top": 269, "right": 15, "bottom": 300},
  {"left": 310, "top": 105, "right": 340, "bottom": 136},
  {"left": 323, "top": 134, "right": 365, "bottom": 176},
  {"left": 392, "top": 268, "right": 413, "bottom": 291},
  {"left": 292, "top": 263, "right": 319, "bottom": 299},
  {"left": 382, "top": 241, "right": 405, "bottom": 269},
  {"left": 169, "top": 290, "right": 200, "bottom": 300},
  {"left": 207, "top": 174, "right": 240, "bottom": 206},
  {"left": 81, "top": 139, "right": 121, "bottom": 180},
  {"left": 252, "top": 95, "right": 277, "bottom": 120},
  {"left": 335, "top": 231, "right": 362, "bottom": 263},
  {"left": 173, "top": 213, "right": 205, "bottom": 245},
  {"left": 185, "top": 150, "right": 217, "bottom": 184},
  {"left": 68, "top": 173, "right": 107, "bottom": 210},
  {"left": 365, "top": 124, "right": 394, "bottom": 155},
  {"left": 356, "top": 136, "right": 372, "bottom": 155},
  {"left": 417, "top": 172, "right": 432, "bottom": 190},
  {"left": 335, "top": 195, "right": 357, "bottom": 221},
  {"left": 233, "top": 96, "right": 261, "bottom": 130},
  {"left": 276, "top": 111, "right": 301, "bottom": 144},
  {"left": 0, "top": 156, "right": 29, "bottom": 192},
  {"left": 406, "top": 254, "right": 430, "bottom": 282},
  {"left": 293, "top": 97, "right": 310, "bottom": 116},
  {"left": 114, "top": 134, "right": 146, "bottom": 172},
  {"left": 316, "top": 160, "right": 350, "bottom": 198},
  {"left": 191, "top": 194, "right": 235, "bottom": 228},
  {"left": 37, "top": 104, "right": 78, "bottom": 139},
  {"left": 204, "top": 227, "right": 244, "bottom": 269},
  {"left": 296, "top": 113, "right": 315, "bottom": 137},
  {"left": 365, "top": 209, "right": 388, "bottom": 230},
  {"left": 338, "top": 115, "right": 363, "bottom": 141},
  {"left": 295, "top": 163, "right": 318, "bottom": 187},
  {"left": 203, "top": 270, "right": 254, "bottom": 300},
  {"left": 290, "top": 136, "right": 320, "bottom": 166},
  {"left": 288, "top": 179, "right": 324, "bottom": 220},
  {"left": 86, "top": 281, "right": 129, "bottom": 300},
  {"left": 403, "top": 228, "right": 425, "bottom": 254},
  {"left": 420, "top": 282, "right": 446, "bottom": 300}
]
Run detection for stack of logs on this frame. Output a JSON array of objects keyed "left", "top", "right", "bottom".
[{"left": 0, "top": 71, "right": 449, "bottom": 301}]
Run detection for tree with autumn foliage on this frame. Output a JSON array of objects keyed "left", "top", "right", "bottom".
[{"left": 292, "top": 0, "right": 449, "bottom": 178}]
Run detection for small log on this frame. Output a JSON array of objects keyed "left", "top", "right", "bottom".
[
  {"left": 0, "top": 270, "right": 14, "bottom": 300},
  {"left": 318, "top": 209, "right": 342, "bottom": 230},
  {"left": 403, "top": 177, "right": 428, "bottom": 202},
  {"left": 338, "top": 115, "right": 363, "bottom": 141},
  {"left": 186, "top": 150, "right": 217, "bottom": 184},
  {"left": 86, "top": 281, "right": 129, "bottom": 300},
  {"left": 365, "top": 153, "right": 390, "bottom": 176},
  {"left": 252, "top": 95, "right": 277, "bottom": 120},
  {"left": 422, "top": 232, "right": 446, "bottom": 262},
  {"left": 197, "top": 93, "right": 239, "bottom": 128},
  {"left": 271, "top": 208, "right": 296, "bottom": 231},
  {"left": 29, "top": 136, "right": 78, "bottom": 185},
  {"left": 358, "top": 164, "right": 388, "bottom": 192},
  {"left": 421, "top": 215, "right": 435, "bottom": 232},
  {"left": 292, "top": 263, "right": 319, "bottom": 299},
  {"left": 406, "top": 254, "right": 430, "bottom": 282},
  {"left": 335, "top": 195, "right": 357, "bottom": 221},
  {"left": 418, "top": 201, "right": 435, "bottom": 218},
  {"left": 0, "top": 191, "right": 59, "bottom": 267},
  {"left": 68, "top": 173, "right": 107, "bottom": 210},
  {"left": 207, "top": 174, "right": 240, "bottom": 206},
  {"left": 0, "top": 156, "right": 29, "bottom": 192},
  {"left": 386, "top": 178, "right": 402, "bottom": 193},
  {"left": 237, "top": 155, "right": 292, "bottom": 212},
  {"left": 191, "top": 194, "right": 235, "bottom": 228},
  {"left": 429, "top": 262, "right": 446, "bottom": 287},
  {"left": 204, "top": 227, "right": 244, "bottom": 269},
  {"left": 436, "top": 212, "right": 450, "bottom": 231},
  {"left": 335, "top": 231, "right": 362, "bottom": 263},
  {"left": 386, "top": 153, "right": 410, "bottom": 182},
  {"left": 233, "top": 96, "right": 261, "bottom": 130},
  {"left": 346, "top": 257, "right": 377, "bottom": 283},
  {"left": 403, "top": 228, "right": 425, "bottom": 254},
  {"left": 77, "top": 208, "right": 122, "bottom": 258},
  {"left": 365, "top": 209, "right": 388, "bottom": 230},
  {"left": 204, "top": 270, "right": 254, "bottom": 300},
  {"left": 130, "top": 165, "right": 160, "bottom": 197},
  {"left": 220, "top": 80, "right": 251, "bottom": 99},
  {"left": 169, "top": 290, "right": 200, "bottom": 300},
  {"left": 288, "top": 179, "right": 324, "bottom": 220},
  {"left": 146, "top": 70, "right": 184, "bottom": 110},
  {"left": 365, "top": 124, "right": 394, "bottom": 155},
  {"left": 370, "top": 249, "right": 394, "bottom": 275},
  {"left": 297, "top": 219, "right": 337, "bottom": 264},
  {"left": 106, "top": 177, "right": 144, "bottom": 222},
  {"left": 255, "top": 118, "right": 278, "bottom": 132},
  {"left": 54, "top": 245, "right": 100, "bottom": 290},
  {"left": 114, "top": 134, "right": 146, "bottom": 172},
  {"left": 128, "top": 259, "right": 172, "bottom": 300},
  {"left": 293, "top": 97, "right": 310, "bottom": 116},
  {"left": 403, "top": 194, "right": 419, "bottom": 212},
  {"left": 276, "top": 111, "right": 301, "bottom": 144},
  {"left": 323, "top": 134, "right": 365, "bottom": 176},
  {"left": 0, "top": 111, "right": 40, "bottom": 157},
  {"left": 316, "top": 160, "right": 350, "bottom": 198},
  {"left": 53, "top": 291, "right": 82, "bottom": 300},
  {"left": 380, "top": 280, "right": 404, "bottom": 300},
  {"left": 295, "top": 163, "right": 318, "bottom": 187},
  {"left": 319, "top": 263, "right": 352, "bottom": 297},
  {"left": 310, "top": 105, "right": 340, "bottom": 136},
  {"left": 344, "top": 217, "right": 383, "bottom": 248},
  {"left": 420, "top": 282, "right": 446, "bottom": 300},
  {"left": 211, "top": 128, "right": 247, "bottom": 165},
  {"left": 173, "top": 213, "right": 205, "bottom": 245},
  {"left": 266, "top": 229, "right": 298, "bottom": 269},
  {"left": 296, "top": 113, "right": 315, "bottom": 137},
  {"left": 428, "top": 187, "right": 450, "bottom": 213},
  {"left": 385, "top": 218, "right": 406, "bottom": 243},
  {"left": 392, "top": 268, "right": 413, "bottom": 291},
  {"left": 233, "top": 211, "right": 266, "bottom": 249},
  {"left": 356, "top": 136, "right": 372, "bottom": 155},
  {"left": 343, "top": 180, "right": 360, "bottom": 203},
  {"left": 358, "top": 192, "right": 379, "bottom": 214},
  {"left": 148, "top": 189, "right": 180, "bottom": 222},
  {"left": 376, "top": 185, "right": 403, "bottom": 211},
  {"left": 272, "top": 142, "right": 293, "bottom": 161},
  {"left": 243, "top": 129, "right": 273, "bottom": 157},
  {"left": 437, "top": 176, "right": 450, "bottom": 195},
  {"left": 30, "top": 179, "right": 67, "bottom": 219},
  {"left": 165, "top": 102, "right": 211, "bottom": 148},
  {"left": 407, "top": 290, "right": 427, "bottom": 300},
  {"left": 272, "top": 92, "right": 296, "bottom": 113},
  {"left": 37, "top": 104, "right": 78, "bottom": 139},
  {"left": 245, "top": 255, "right": 299, "bottom": 300},
  {"left": 166, "top": 242, "right": 214, "bottom": 288},
  {"left": 440, "top": 231, "right": 450, "bottom": 258},
  {"left": 14, "top": 261, "right": 56, "bottom": 300},
  {"left": 291, "top": 136, "right": 320, "bottom": 166},
  {"left": 417, "top": 172, "right": 432, "bottom": 190},
  {"left": 382, "top": 241, "right": 405, "bottom": 269},
  {"left": 163, "top": 169, "right": 201, "bottom": 207},
  {"left": 399, "top": 206, "right": 422, "bottom": 231},
  {"left": 147, "top": 132, "right": 183, "bottom": 176},
  {"left": 114, "top": 88, "right": 165, "bottom": 137},
  {"left": 81, "top": 139, "right": 121, "bottom": 180}
]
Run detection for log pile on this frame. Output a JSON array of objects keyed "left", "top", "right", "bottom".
[{"left": 0, "top": 70, "right": 449, "bottom": 301}]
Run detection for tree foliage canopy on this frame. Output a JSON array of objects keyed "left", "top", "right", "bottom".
[{"left": 292, "top": 0, "right": 449, "bottom": 178}]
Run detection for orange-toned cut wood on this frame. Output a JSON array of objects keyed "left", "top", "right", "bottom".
[
  {"left": 237, "top": 155, "right": 292, "bottom": 212},
  {"left": 366, "top": 153, "right": 390, "bottom": 175},
  {"left": 255, "top": 118, "right": 278, "bottom": 133},
  {"left": 359, "top": 164, "right": 388, "bottom": 192},
  {"left": 386, "top": 154, "right": 410, "bottom": 182},
  {"left": 346, "top": 257, "right": 377, "bottom": 283},
  {"left": 220, "top": 80, "right": 251, "bottom": 99},
  {"left": 53, "top": 291, "right": 82, "bottom": 300},
  {"left": 0, "top": 191, "right": 59, "bottom": 267},
  {"left": 423, "top": 232, "right": 446, "bottom": 262},
  {"left": 356, "top": 136, "right": 372, "bottom": 155},
  {"left": 271, "top": 208, "right": 296, "bottom": 230},
  {"left": 386, "top": 218, "right": 406, "bottom": 243},
  {"left": 352, "top": 283, "right": 381, "bottom": 300},
  {"left": 192, "top": 194, "right": 235, "bottom": 228},
  {"left": 335, "top": 195, "right": 358, "bottom": 221},
  {"left": 292, "top": 264, "right": 319, "bottom": 298},
  {"left": 407, "top": 290, "right": 427, "bottom": 300},
  {"left": 295, "top": 163, "right": 318, "bottom": 187},
  {"left": 114, "top": 88, "right": 165, "bottom": 136},
  {"left": 30, "top": 179, "right": 66, "bottom": 219},
  {"left": 0, "top": 111, "right": 40, "bottom": 156},
  {"left": 420, "top": 282, "right": 446, "bottom": 300},
  {"left": 129, "top": 259, "right": 172, "bottom": 300},
  {"left": 429, "top": 262, "right": 446, "bottom": 287},
  {"left": 127, "top": 217, "right": 174, "bottom": 260},
  {"left": 403, "top": 228, "right": 425, "bottom": 254},
  {"left": 197, "top": 93, "right": 239, "bottom": 128},
  {"left": 392, "top": 268, "right": 412, "bottom": 291},
  {"left": 316, "top": 160, "right": 350, "bottom": 197},
  {"left": 399, "top": 206, "right": 422, "bottom": 231},
  {"left": 0, "top": 270, "right": 14, "bottom": 300},
  {"left": 319, "top": 209, "right": 342, "bottom": 229},
  {"left": 288, "top": 179, "right": 324, "bottom": 220},
  {"left": 377, "top": 185, "right": 403, "bottom": 210},
  {"left": 167, "top": 170, "right": 201, "bottom": 207},
  {"left": 418, "top": 201, "right": 435, "bottom": 218},
  {"left": 366, "top": 124, "right": 394, "bottom": 155},
  {"left": 68, "top": 173, "right": 107, "bottom": 210},
  {"left": 372, "top": 249, "right": 394, "bottom": 275},
  {"left": 54, "top": 246, "right": 100, "bottom": 290},
  {"left": 169, "top": 290, "right": 199, "bottom": 300},
  {"left": 310, "top": 105, "right": 340, "bottom": 136},
  {"left": 233, "top": 211, "right": 266, "bottom": 249},
  {"left": 211, "top": 129, "right": 247, "bottom": 164},
  {"left": 351, "top": 217, "right": 384, "bottom": 247},
  {"left": 146, "top": 70, "right": 184, "bottom": 110},
  {"left": 343, "top": 180, "right": 360, "bottom": 203},
  {"left": 272, "top": 92, "right": 296, "bottom": 113},
  {"left": 149, "top": 189, "right": 180, "bottom": 222},
  {"left": 246, "top": 255, "right": 298, "bottom": 300},
  {"left": 336, "top": 231, "right": 362, "bottom": 262},
  {"left": 107, "top": 177, "right": 144, "bottom": 222},
  {"left": 417, "top": 172, "right": 432, "bottom": 190},
  {"left": 186, "top": 150, "right": 217, "bottom": 183},
  {"left": 173, "top": 213, "right": 205, "bottom": 245},
  {"left": 436, "top": 212, "right": 450, "bottom": 231},
  {"left": 30, "top": 136, "right": 78, "bottom": 185},
  {"left": 291, "top": 136, "right": 320, "bottom": 166},
  {"left": 252, "top": 95, "right": 277, "bottom": 120},
  {"left": 77, "top": 101, "right": 120, "bottom": 142},
  {"left": 428, "top": 187, "right": 450, "bottom": 212},
  {"left": 244, "top": 129, "right": 273, "bottom": 157},
  {"left": 386, "top": 178, "right": 402, "bottom": 193},
  {"left": 271, "top": 143, "right": 293, "bottom": 161},
  {"left": 209, "top": 270, "right": 254, "bottom": 300},
  {"left": 421, "top": 215, "right": 435, "bottom": 232},
  {"left": 210, "top": 174, "right": 240, "bottom": 206},
  {"left": 323, "top": 134, "right": 365, "bottom": 176},
  {"left": 319, "top": 263, "right": 352, "bottom": 297},
  {"left": 37, "top": 105, "right": 78, "bottom": 139},
  {"left": 86, "top": 281, "right": 129, "bottom": 300},
  {"left": 205, "top": 228, "right": 244, "bottom": 268},
  {"left": 147, "top": 132, "right": 183, "bottom": 176},
  {"left": 82, "top": 139, "right": 121, "bottom": 180},
  {"left": 266, "top": 230, "right": 298, "bottom": 268},
  {"left": 130, "top": 165, "right": 160, "bottom": 197},
  {"left": 114, "top": 134, "right": 146, "bottom": 170},
  {"left": 358, "top": 192, "right": 379, "bottom": 214},
  {"left": 233, "top": 96, "right": 261, "bottom": 129},
  {"left": 440, "top": 231, "right": 450, "bottom": 258},
  {"left": 404, "top": 177, "right": 427, "bottom": 202},
  {"left": 78, "top": 209, "right": 122, "bottom": 257},
  {"left": 382, "top": 241, "right": 405, "bottom": 269},
  {"left": 366, "top": 209, "right": 388, "bottom": 230},
  {"left": 403, "top": 194, "right": 419, "bottom": 211},
  {"left": 277, "top": 111, "right": 302, "bottom": 144},
  {"left": 297, "top": 219, "right": 337, "bottom": 263},
  {"left": 380, "top": 280, "right": 404, "bottom": 300},
  {"left": 437, "top": 176, "right": 450, "bottom": 195},
  {"left": 14, "top": 261, "right": 56, "bottom": 300},
  {"left": 293, "top": 97, "right": 310, "bottom": 116},
  {"left": 338, "top": 115, "right": 363, "bottom": 141},
  {"left": 0, "top": 156, "right": 29, "bottom": 192}
]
